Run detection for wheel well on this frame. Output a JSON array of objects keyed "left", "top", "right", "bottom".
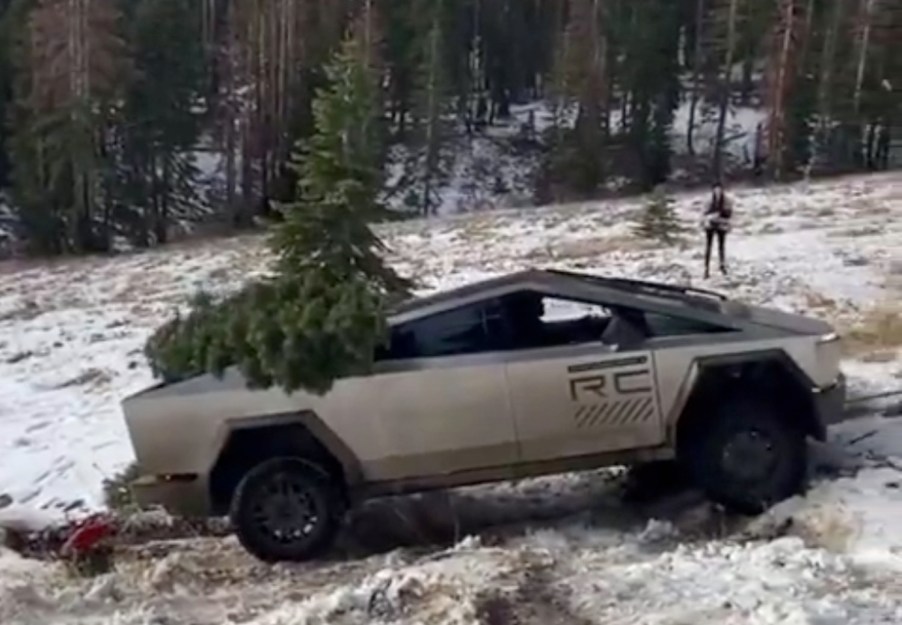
[
  {"left": 676, "top": 358, "right": 821, "bottom": 454},
  {"left": 208, "top": 423, "right": 345, "bottom": 516}
]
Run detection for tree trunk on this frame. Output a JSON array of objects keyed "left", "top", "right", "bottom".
[
  {"left": 712, "top": 0, "right": 740, "bottom": 177},
  {"left": 422, "top": 17, "right": 441, "bottom": 216},
  {"left": 765, "top": 0, "right": 798, "bottom": 179},
  {"left": 740, "top": 55, "right": 754, "bottom": 105},
  {"left": 865, "top": 122, "right": 877, "bottom": 168},
  {"left": 816, "top": 0, "right": 844, "bottom": 166},
  {"left": 876, "top": 124, "right": 890, "bottom": 169},
  {"left": 225, "top": 112, "right": 237, "bottom": 225},
  {"left": 240, "top": 120, "right": 254, "bottom": 224},
  {"left": 687, "top": 0, "right": 706, "bottom": 156},
  {"left": 156, "top": 156, "right": 170, "bottom": 244},
  {"left": 853, "top": 0, "right": 874, "bottom": 115}
]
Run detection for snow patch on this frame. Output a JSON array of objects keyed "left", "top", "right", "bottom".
[{"left": 0, "top": 173, "right": 901, "bottom": 624}]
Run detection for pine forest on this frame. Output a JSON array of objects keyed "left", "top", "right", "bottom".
[{"left": 0, "top": 0, "right": 899, "bottom": 256}]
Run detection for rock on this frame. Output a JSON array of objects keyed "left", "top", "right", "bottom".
[
  {"left": 85, "top": 574, "right": 123, "bottom": 602},
  {"left": 843, "top": 255, "right": 869, "bottom": 267}
]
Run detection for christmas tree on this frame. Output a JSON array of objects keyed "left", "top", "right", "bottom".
[
  {"left": 633, "top": 186, "right": 686, "bottom": 246},
  {"left": 145, "top": 35, "right": 412, "bottom": 395}
]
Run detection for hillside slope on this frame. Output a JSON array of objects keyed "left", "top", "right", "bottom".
[{"left": 1, "top": 172, "right": 902, "bottom": 624}]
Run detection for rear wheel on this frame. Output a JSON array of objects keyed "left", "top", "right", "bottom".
[
  {"left": 229, "top": 458, "right": 342, "bottom": 562},
  {"left": 682, "top": 395, "right": 807, "bottom": 514},
  {"left": 621, "top": 460, "right": 691, "bottom": 503}
]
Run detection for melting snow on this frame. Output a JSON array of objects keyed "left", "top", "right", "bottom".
[{"left": 1, "top": 172, "right": 902, "bottom": 623}]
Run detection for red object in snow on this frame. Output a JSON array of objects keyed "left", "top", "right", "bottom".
[{"left": 61, "top": 514, "right": 116, "bottom": 557}]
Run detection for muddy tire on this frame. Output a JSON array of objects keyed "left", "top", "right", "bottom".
[
  {"left": 621, "top": 460, "right": 691, "bottom": 503},
  {"left": 682, "top": 396, "right": 807, "bottom": 515},
  {"left": 229, "top": 458, "right": 341, "bottom": 562}
]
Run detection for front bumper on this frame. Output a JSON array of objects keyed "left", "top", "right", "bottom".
[
  {"left": 131, "top": 475, "right": 211, "bottom": 518},
  {"left": 814, "top": 372, "right": 847, "bottom": 429}
]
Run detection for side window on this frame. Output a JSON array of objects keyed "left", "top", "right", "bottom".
[
  {"left": 642, "top": 311, "right": 734, "bottom": 337},
  {"left": 500, "top": 291, "right": 612, "bottom": 350},
  {"left": 379, "top": 300, "right": 505, "bottom": 360},
  {"left": 493, "top": 290, "right": 734, "bottom": 351},
  {"left": 374, "top": 293, "right": 735, "bottom": 361}
]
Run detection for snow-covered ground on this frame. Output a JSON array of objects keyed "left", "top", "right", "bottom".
[
  {"left": 383, "top": 97, "right": 768, "bottom": 217},
  {"left": 2, "top": 172, "right": 902, "bottom": 624}
]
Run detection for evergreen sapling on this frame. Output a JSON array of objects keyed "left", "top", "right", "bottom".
[
  {"left": 145, "top": 36, "right": 411, "bottom": 396},
  {"left": 633, "top": 187, "right": 686, "bottom": 246}
]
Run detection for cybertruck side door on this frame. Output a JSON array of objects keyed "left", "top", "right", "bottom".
[
  {"left": 363, "top": 299, "right": 519, "bottom": 483},
  {"left": 505, "top": 343, "right": 665, "bottom": 464}
]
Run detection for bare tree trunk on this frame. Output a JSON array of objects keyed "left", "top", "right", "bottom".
[
  {"left": 222, "top": 27, "right": 239, "bottom": 225},
  {"left": 255, "top": 4, "right": 267, "bottom": 216},
  {"left": 363, "top": 0, "right": 373, "bottom": 67},
  {"left": 687, "top": 0, "right": 706, "bottom": 155},
  {"left": 149, "top": 149, "right": 160, "bottom": 242},
  {"left": 422, "top": 16, "right": 441, "bottom": 216},
  {"left": 226, "top": 117, "right": 237, "bottom": 224},
  {"left": 818, "top": 0, "right": 844, "bottom": 121},
  {"left": 865, "top": 122, "right": 877, "bottom": 168},
  {"left": 853, "top": 0, "right": 875, "bottom": 115},
  {"left": 740, "top": 55, "right": 754, "bottom": 105},
  {"left": 592, "top": 0, "right": 607, "bottom": 141},
  {"left": 768, "top": 0, "right": 797, "bottom": 179},
  {"left": 800, "top": 0, "right": 816, "bottom": 63},
  {"left": 712, "top": 0, "right": 740, "bottom": 176},
  {"left": 202, "top": 0, "right": 217, "bottom": 51},
  {"left": 156, "top": 156, "right": 170, "bottom": 244}
]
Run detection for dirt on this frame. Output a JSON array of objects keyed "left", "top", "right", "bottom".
[{"left": 475, "top": 562, "right": 596, "bottom": 625}]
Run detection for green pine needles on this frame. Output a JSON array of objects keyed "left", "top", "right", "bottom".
[
  {"left": 145, "top": 36, "right": 412, "bottom": 395},
  {"left": 633, "top": 186, "right": 686, "bottom": 246}
]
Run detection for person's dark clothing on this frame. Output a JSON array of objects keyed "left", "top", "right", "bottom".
[
  {"left": 704, "top": 229, "right": 727, "bottom": 278},
  {"left": 703, "top": 192, "right": 733, "bottom": 278}
]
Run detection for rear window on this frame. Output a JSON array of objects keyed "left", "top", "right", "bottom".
[
  {"left": 377, "top": 300, "right": 506, "bottom": 360},
  {"left": 642, "top": 311, "right": 735, "bottom": 337}
]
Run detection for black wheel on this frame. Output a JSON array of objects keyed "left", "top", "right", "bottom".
[
  {"left": 229, "top": 458, "right": 342, "bottom": 562},
  {"left": 621, "top": 460, "right": 691, "bottom": 503},
  {"left": 682, "top": 396, "right": 807, "bottom": 514}
]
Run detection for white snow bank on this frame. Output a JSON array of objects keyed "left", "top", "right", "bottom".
[
  {"left": 562, "top": 535, "right": 902, "bottom": 624},
  {"left": 0, "top": 172, "right": 900, "bottom": 515},
  {"left": 0, "top": 504, "right": 61, "bottom": 534},
  {"left": 248, "top": 543, "right": 510, "bottom": 625},
  {"left": 0, "top": 173, "right": 900, "bottom": 625}
]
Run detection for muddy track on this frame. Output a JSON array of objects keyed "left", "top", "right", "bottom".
[
  {"left": 474, "top": 555, "right": 595, "bottom": 625},
  {"left": 12, "top": 464, "right": 753, "bottom": 566}
]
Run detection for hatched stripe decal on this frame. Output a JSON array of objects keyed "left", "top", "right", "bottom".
[{"left": 572, "top": 397, "right": 655, "bottom": 430}]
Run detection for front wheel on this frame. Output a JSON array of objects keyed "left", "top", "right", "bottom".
[
  {"left": 229, "top": 458, "right": 342, "bottom": 562},
  {"left": 683, "top": 397, "right": 807, "bottom": 514}
]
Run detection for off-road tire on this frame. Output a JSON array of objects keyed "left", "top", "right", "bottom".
[
  {"left": 229, "top": 457, "right": 342, "bottom": 562},
  {"left": 621, "top": 460, "right": 691, "bottom": 504},
  {"left": 682, "top": 395, "right": 807, "bottom": 515}
]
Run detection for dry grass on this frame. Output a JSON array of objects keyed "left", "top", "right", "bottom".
[
  {"left": 803, "top": 290, "right": 839, "bottom": 312},
  {"left": 0, "top": 298, "right": 41, "bottom": 322},
  {"left": 841, "top": 305, "right": 902, "bottom": 358},
  {"left": 828, "top": 225, "right": 885, "bottom": 239},
  {"left": 57, "top": 367, "right": 113, "bottom": 389},
  {"left": 859, "top": 350, "right": 898, "bottom": 364},
  {"left": 4, "top": 349, "right": 33, "bottom": 364},
  {"left": 551, "top": 235, "right": 657, "bottom": 260},
  {"left": 458, "top": 215, "right": 503, "bottom": 241},
  {"left": 791, "top": 507, "right": 857, "bottom": 553},
  {"left": 103, "top": 461, "right": 143, "bottom": 511}
]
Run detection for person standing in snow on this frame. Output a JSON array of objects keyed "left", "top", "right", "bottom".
[{"left": 703, "top": 183, "right": 733, "bottom": 279}]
